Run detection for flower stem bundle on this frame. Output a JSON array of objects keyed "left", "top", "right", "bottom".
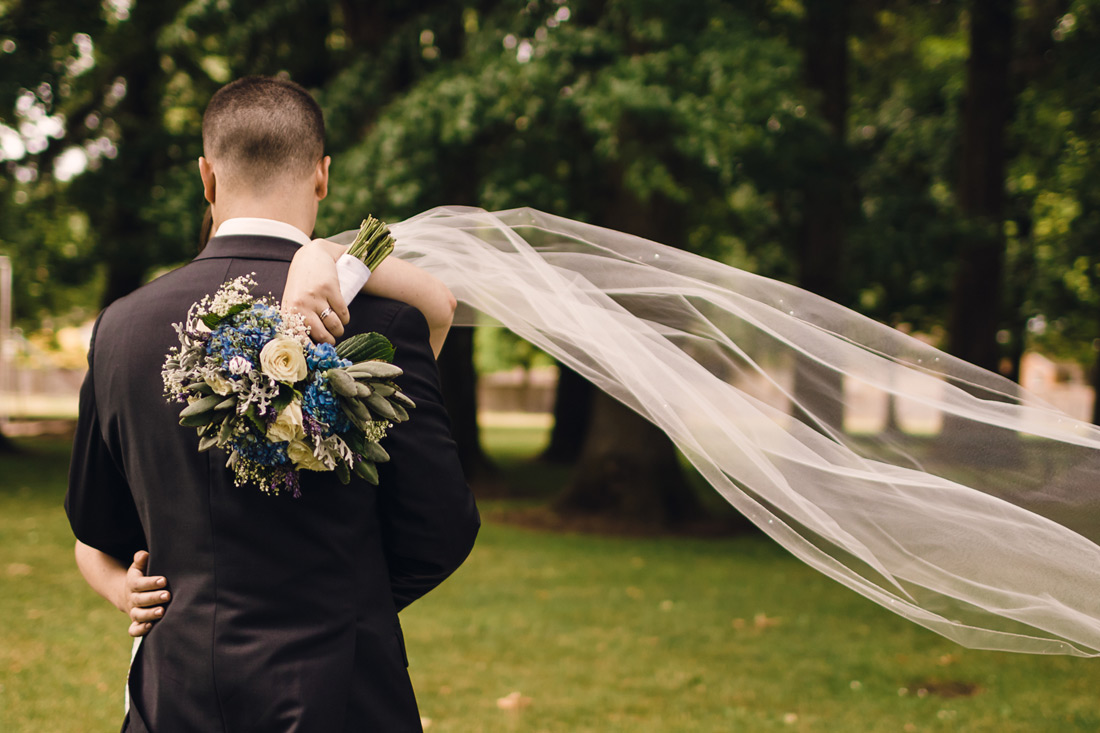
[{"left": 347, "top": 215, "right": 395, "bottom": 271}]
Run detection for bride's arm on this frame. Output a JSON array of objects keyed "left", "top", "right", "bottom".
[{"left": 283, "top": 239, "right": 456, "bottom": 357}]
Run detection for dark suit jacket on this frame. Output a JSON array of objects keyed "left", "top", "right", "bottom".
[{"left": 65, "top": 234, "right": 480, "bottom": 732}]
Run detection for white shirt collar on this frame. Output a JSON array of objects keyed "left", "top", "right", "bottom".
[{"left": 212, "top": 217, "right": 312, "bottom": 247}]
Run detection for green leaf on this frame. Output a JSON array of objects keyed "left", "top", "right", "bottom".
[
  {"left": 343, "top": 429, "right": 366, "bottom": 455},
  {"left": 335, "top": 332, "right": 396, "bottom": 363},
  {"left": 272, "top": 384, "right": 294, "bottom": 414},
  {"left": 335, "top": 460, "right": 351, "bottom": 485},
  {"left": 219, "top": 417, "right": 236, "bottom": 443},
  {"left": 363, "top": 441, "right": 390, "bottom": 463},
  {"left": 185, "top": 381, "right": 214, "bottom": 396},
  {"left": 215, "top": 395, "right": 238, "bottom": 411},
  {"left": 245, "top": 404, "right": 266, "bottom": 433},
  {"left": 180, "top": 411, "right": 217, "bottom": 428},
  {"left": 180, "top": 394, "right": 223, "bottom": 418},
  {"left": 200, "top": 302, "right": 250, "bottom": 330},
  {"left": 354, "top": 459, "right": 379, "bottom": 485}
]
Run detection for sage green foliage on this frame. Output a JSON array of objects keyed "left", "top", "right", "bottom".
[{"left": 4, "top": 434, "right": 1100, "bottom": 732}]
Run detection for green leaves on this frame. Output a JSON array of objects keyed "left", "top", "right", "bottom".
[
  {"left": 179, "top": 393, "right": 223, "bottom": 418},
  {"left": 200, "top": 302, "right": 249, "bottom": 330},
  {"left": 335, "top": 332, "right": 395, "bottom": 363}
]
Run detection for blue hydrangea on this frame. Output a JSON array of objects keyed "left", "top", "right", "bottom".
[
  {"left": 302, "top": 378, "right": 351, "bottom": 434},
  {"left": 233, "top": 433, "right": 291, "bottom": 466},
  {"left": 207, "top": 304, "right": 282, "bottom": 365},
  {"left": 307, "top": 342, "right": 351, "bottom": 371}
]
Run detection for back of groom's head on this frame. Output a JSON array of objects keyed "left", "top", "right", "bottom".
[{"left": 202, "top": 76, "right": 324, "bottom": 192}]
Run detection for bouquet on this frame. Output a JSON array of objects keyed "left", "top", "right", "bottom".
[{"left": 161, "top": 217, "right": 413, "bottom": 498}]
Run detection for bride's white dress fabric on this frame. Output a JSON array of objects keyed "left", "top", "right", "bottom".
[{"left": 335, "top": 206, "right": 1100, "bottom": 656}]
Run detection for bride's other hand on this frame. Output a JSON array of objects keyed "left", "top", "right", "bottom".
[
  {"left": 73, "top": 542, "right": 169, "bottom": 638},
  {"left": 284, "top": 240, "right": 350, "bottom": 345},
  {"left": 125, "top": 551, "right": 170, "bottom": 638}
]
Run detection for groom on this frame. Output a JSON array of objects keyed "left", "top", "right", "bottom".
[{"left": 65, "top": 76, "right": 479, "bottom": 731}]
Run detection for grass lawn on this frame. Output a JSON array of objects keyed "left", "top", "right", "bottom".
[{"left": 1, "top": 427, "right": 1098, "bottom": 731}]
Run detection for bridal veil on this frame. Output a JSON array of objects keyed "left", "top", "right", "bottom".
[{"left": 334, "top": 206, "right": 1100, "bottom": 656}]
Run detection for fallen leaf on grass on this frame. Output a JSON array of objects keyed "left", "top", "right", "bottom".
[
  {"left": 906, "top": 678, "right": 981, "bottom": 699},
  {"left": 497, "top": 691, "right": 532, "bottom": 711},
  {"left": 732, "top": 612, "right": 783, "bottom": 631},
  {"left": 754, "top": 613, "right": 781, "bottom": 630}
]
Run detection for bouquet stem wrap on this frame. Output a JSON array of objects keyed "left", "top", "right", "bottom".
[
  {"left": 336, "top": 254, "right": 371, "bottom": 305},
  {"left": 337, "top": 216, "right": 396, "bottom": 305}
]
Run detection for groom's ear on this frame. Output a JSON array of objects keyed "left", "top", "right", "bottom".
[
  {"left": 314, "top": 155, "right": 330, "bottom": 201},
  {"left": 198, "top": 157, "right": 216, "bottom": 204}
]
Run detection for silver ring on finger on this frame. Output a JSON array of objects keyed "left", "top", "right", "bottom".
[{"left": 319, "top": 307, "right": 333, "bottom": 322}]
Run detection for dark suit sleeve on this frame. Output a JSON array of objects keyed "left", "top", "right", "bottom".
[
  {"left": 65, "top": 318, "right": 146, "bottom": 565},
  {"left": 376, "top": 305, "right": 479, "bottom": 611}
]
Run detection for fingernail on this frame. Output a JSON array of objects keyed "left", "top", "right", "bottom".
[
  {"left": 160, "top": 592, "right": 170, "bottom": 600},
  {"left": 155, "top": 607, "right": 164, "bottom": 616},
  {"left": 156, "top": 578, "right": 165, "bottom": 587}
]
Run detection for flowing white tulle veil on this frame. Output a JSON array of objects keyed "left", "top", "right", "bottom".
[{"left": 333, "top": 206, "right": 1100, "bottom": 656}]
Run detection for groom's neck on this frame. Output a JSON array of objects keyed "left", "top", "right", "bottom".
[{"left": 212, "top": 192, "right": 317, "bottom": 239}]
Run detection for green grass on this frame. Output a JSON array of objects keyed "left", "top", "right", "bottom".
[{"left": 2, "top": 431, "right": 1099, "bottom": 731}]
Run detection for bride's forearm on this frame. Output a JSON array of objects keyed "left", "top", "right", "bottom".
[
  {"left": 308, "top": 239, "right": 456, "bottom": 357},
  {"left": 362, "top": 257, "right": 456, "bottom": 358},
  {"left": 74, "top": 540, "right": 128, "bottom": 613}
]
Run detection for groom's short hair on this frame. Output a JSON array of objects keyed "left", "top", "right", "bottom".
[{"left": 202, "top": 76, "right": 324, "bottom": 188}]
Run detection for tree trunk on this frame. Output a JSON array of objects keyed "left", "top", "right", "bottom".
[
  {"left": 553, "top": 390, "right": 700, "bottom": 526},
  {"left": 553, "top": 175, "right": 698, "bottom": 524},
  {"left": 792, "top": 0, "right": 850, "bottom": 436},
  {"left": 940, "top": 0, "right": 1017, "bottom": 460},
  {"left": 539, "top": 363, "right": 592, "bottom": 464},
  {"left": 948, "top": 0, "right": 1014, "bottom": 372},
  {"left": 436, "top": 325, "right": 493, "bottom": 482},
  {"left": 1093, "top": 319, "right": 1100, "bottom": 426}
]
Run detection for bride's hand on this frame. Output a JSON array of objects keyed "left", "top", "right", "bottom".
[
  {"left": 283, "top": 240, "right": 350, "bottom": 344},
  {"left": 125, "top": 551, "right": 170, "bottom": 638}
]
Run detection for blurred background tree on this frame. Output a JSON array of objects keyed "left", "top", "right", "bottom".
[{"left": 2, "top": 0, "right": 1098, "bottom": 495}]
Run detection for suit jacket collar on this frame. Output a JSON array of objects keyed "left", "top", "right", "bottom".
[{"left": 194, "top": 235, "right": 299, "bottom": 264}]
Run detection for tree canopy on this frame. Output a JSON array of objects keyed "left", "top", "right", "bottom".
[{"left": 1, "top": 0, "right": 1097, "bottom": 373}]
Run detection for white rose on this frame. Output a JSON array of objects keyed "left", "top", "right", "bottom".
[
  {"left": 268, "top": 401, "right": 305, "bottom": 443},
  {"left": 260, "top": 336, "right": 308, "bottom": 383},
  {"left": 204, "top": 372, "right": 235, "bottom": 396},
  {"left": 287, "top": 440, "right": 328, "bottom": 472}
]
